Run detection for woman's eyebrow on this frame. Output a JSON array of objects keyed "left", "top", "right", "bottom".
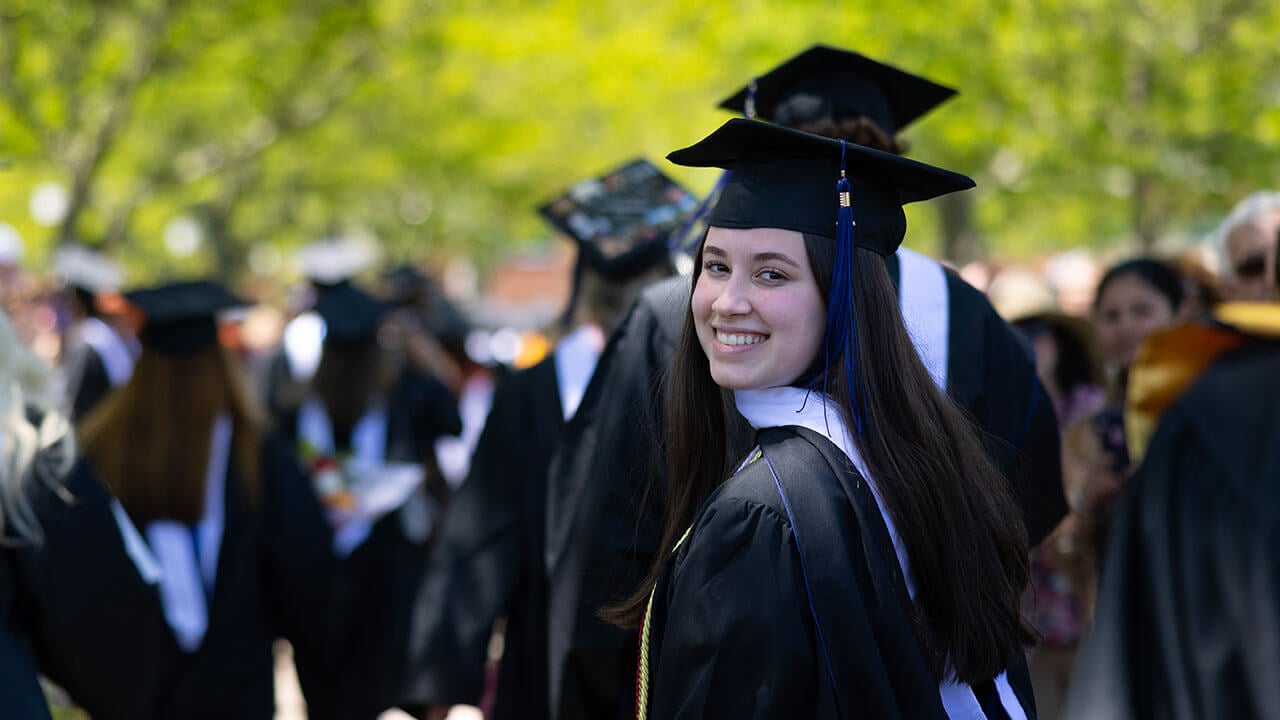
[{"left": 752, "top": 251, "right": 801, "bottom": 268}]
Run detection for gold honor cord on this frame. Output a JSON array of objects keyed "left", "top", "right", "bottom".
[
  {"left": 636, "top": 525, "right": 692, "bottom": 720},
  {"left": 635, "top": 449, "right": 763, "bottom": 718}
]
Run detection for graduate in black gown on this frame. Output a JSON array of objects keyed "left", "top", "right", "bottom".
[
  {"left": 612, "top": 118, "right": 1036, "bottom": 719},
  {"left": 403, "top": 164, "right": 678, "bottom": 720},
  {"left": 273, "top": 280, "right": 462, "bottom": 719},
  {"left": 544, "top": 46, "right": 1062, "bottom": 720},
  {"left": 1065, "top": 303, "right": 1280, "bottom": 720},
  {"left": 2, "top": 303, "right": 179, "bottom": 720},
  {"left": 54, "top": 244, "right": 137, "bottom": 420},
  {"left": 66, "top": 280, "right": 336, "bottom": 719},
  {"left": 0, "top": 304, "right": 79, "bottom": 720}
]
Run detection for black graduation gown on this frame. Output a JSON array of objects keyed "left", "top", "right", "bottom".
[
  {"left": 0, "top": 551, "right": 55, "bottom": 720},
  {"left": 545, "top": 276, "right": 684, "bottom": 720},
  {"left": 403, "top": 356, "right": 562, "bottom": 719},
  {"left": 12, "top": 459, "right": 172, "bottom": 720},
  {"left": 64, "top": 338, "right": 114, "bottom": 420},
  {"left": 277, "top": 366, "right": 462, "bottom": 720},
  {"left": 1065, "top": 341, "right": 1280, "bottom": 720},
  {"left": 545, "top": 263, "right": 1062, "bottom": 720},
  {"left": 888, "top": 253, "right": 1066, "bottom": 548},
  {"left": 14, "top": 432, "right": 334, "bottom": 720},
  {"left": 644, "top": 426, "right": 1036, "bottom": 719}
]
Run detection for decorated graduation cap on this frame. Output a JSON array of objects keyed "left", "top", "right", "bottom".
[
  {"left": 125, "top": 280, "right": 244, "bottom": 354},
  {"left": 668, "top": 118, "right": 974, "bottom": 432},
  {"left": 538, "top": 158, "right": 695, "bottom": 324},
  {"left": 312, "top": 281, "right": 393, "bottom": 345},
  {"left": 53, "top": 245, "right": 123, "bottom": 294},
  {"left": 718, "top": 44, "right": 957, "bottom": 135}
]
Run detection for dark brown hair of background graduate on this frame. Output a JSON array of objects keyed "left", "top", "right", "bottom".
[
  {"left": 605, "top": 234, "right": 1036, "bottom": 686},
  {"left": 79, "top": 344, "right": 264, "bottom": 525}
]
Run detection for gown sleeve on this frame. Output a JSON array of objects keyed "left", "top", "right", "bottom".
[
  {"left": 402, "top": 370, "right": 529, "bottom": 706},
  {"left": 648, "top": 497, "right": 818, "bottom": 719},
  {"left": 258, "top": 432, "right": 339, "bottom": 705}
]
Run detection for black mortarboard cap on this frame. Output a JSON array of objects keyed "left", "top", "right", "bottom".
[
  {"left": 718, "top": 45, "right": 957, "bottom": 136},
  {"left": 124, "top": 280, "right": 244, "bottom": 354},
  {"left": 667, "top": 118, "right": 974, "bottom": 256},
  {"left": 313, "top": 281, "right": 393, "bottom": 344}
]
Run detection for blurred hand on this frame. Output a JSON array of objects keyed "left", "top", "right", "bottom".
[{"left": 1062, "top": 414, "right": 1125, "bottom": 517}]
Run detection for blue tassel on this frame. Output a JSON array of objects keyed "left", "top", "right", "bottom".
[{"left": 822, "top": 140, "right": 865, "bottom": 435}]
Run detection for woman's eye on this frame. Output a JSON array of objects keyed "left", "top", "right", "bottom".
[
  {"left": 703, "top": 261, "right": 729, "bottom": 275},
  {"left": 757, "top": 268, "right": 787, "bottom": 282}
]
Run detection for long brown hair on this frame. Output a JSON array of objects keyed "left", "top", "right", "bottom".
[
  {"left": 610, "top": 233, "right": 1033, "bottom": 685},
  {"left": 308, "top": 338, "right": 399, "bottom": 439},
  {"left": 79, "top": 344, "right": 265, "bottom": 525}
]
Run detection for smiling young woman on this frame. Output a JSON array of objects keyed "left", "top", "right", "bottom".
[
  {"left": 692, "top": 227, "right": 827, "bottom": 391},
  {"left": 608, "top": 119, "right": 1035, "bottom": 720}
]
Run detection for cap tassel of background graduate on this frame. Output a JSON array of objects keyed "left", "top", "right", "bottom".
[{"left": 666, "top": 118, "right": 975, "bottom": 433}]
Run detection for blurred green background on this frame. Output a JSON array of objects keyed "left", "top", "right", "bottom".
[{"left": 2, "top": 0, "right": 1278, "bottom": 283}]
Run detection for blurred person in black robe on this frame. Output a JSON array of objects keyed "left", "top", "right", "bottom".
[
  {"left": 616, "top": 118, "right": 1036, "bottom": 718},
  {"left": 261, "top": 236, "right": 382, "bottom": 421},
  {"left": 1065, "top": 300, "right": 1280, "bottom": 720},
  {"left": 404, "top": 161, "right": 679, "bottom": 720},
  {"left": 274, "top": 280, "right": 461, "bottom": 720},
  {"left": 544, "top": 45, "right": 1062, "bottom": 720},
  {"left": 69, "top": 280, "right": 336, "bottom": 719},
  {"left": 53, "top": 244, "right": 137, "bottom": 420},
  {"left": 0, "top": 301, "right": 85, "bottom": 720}
]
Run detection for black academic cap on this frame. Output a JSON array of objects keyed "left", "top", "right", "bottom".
[
  {"left": 718, "top": 45, "right": 957, "bottom": 136},
  {"left": 312, "top": 282, "right": 393, "bottom": 344},
  {"left": 124, "top": 280, "right": 244, "bottom": 354},
  {"left": 667, "top": 118, "right": 974, "bottom": 256}
]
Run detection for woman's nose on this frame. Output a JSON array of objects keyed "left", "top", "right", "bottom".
[{"left": 711, "top": 276, "right": 751, "bottom": 316}]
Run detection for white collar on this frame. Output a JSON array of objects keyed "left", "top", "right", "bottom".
[
  {"left": 733, "top": 386, "right": 909, "bottom": 597},
  {"left": 554, "top": 323, "right": 605, "bottom": 421}
]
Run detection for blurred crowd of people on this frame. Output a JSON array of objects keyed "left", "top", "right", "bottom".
[{"left": 2, "top": 41, "right": 1279, "bottom": 720}]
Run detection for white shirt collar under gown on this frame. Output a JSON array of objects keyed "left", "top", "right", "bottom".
[
  {"left": 733, "top": 386, "right": 1026, "bottom": 720},
  {"left": 109, "top": 412, "right": 233, "bottom": 653},
  {"left": 554, "top": 322, "right": 606, "bottom": 421}
]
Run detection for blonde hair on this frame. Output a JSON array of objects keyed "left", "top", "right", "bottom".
[{"left": 0, "top": 308, "right": 75, "bottom": 545}]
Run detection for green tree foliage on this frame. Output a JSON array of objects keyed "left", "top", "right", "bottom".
[{"left": 1, "top": 0, "right": 1278, "bottom": 282}]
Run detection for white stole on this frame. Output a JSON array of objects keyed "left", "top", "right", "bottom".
[
  {"left": 733, "top": 387, "right": 1026, "bottom": 720},
  {"left": 896, "top": 247, "right": 950, "bottom": 391},
  {"left": 110, "top": 413, "right": 232, "bottom": 653},
  {"left": 79, "top": 317, "right": 137, "bottom": 387}
]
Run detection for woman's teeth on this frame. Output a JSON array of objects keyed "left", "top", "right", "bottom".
[{"left": 717, "top": 332, "right": 766, "bottom": 346}]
